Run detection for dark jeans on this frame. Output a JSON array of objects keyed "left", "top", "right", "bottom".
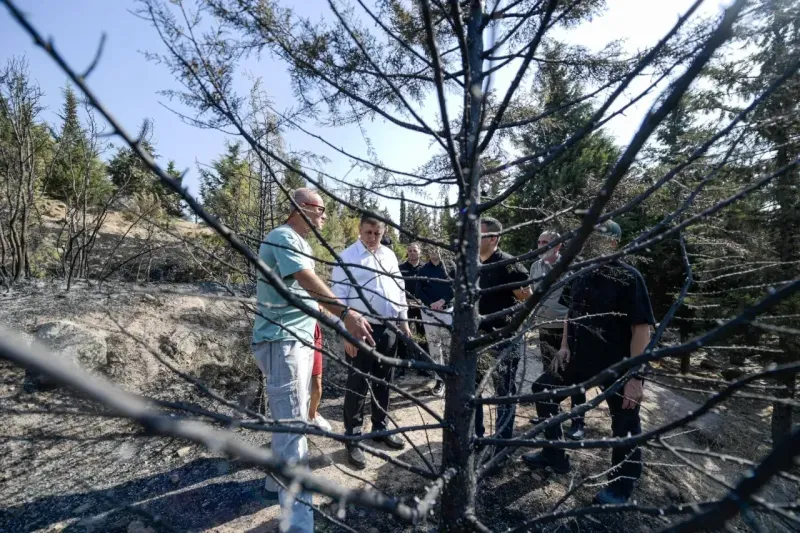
[
  {"left": 539, "top": 328, "right": 586, "bottom": 425},
  {"left": 343, "top": 325, "right": 398, "bottom": 437},
  {"left": 533, "top": 370, "right": 642, "bottom": 493},
  {"left": 475, "top": 340, "right": 521, "bottom": 440}
]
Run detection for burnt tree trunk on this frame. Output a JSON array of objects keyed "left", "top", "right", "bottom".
[
  {"left": 771, "top": 142, "right": 798, "bottom": 448},
  {"left": 441, "top": 3, "right": 483, "bottom": 530}
]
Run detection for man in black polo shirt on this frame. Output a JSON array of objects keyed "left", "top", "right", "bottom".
[
  {"left": 476, "top": 217, "right": 532, "bottom": 442},
  {"left": 522, "top": 220, "right": 655, "bottom": 505}
]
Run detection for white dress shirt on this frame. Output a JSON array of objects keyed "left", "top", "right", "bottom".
[{"left": 331, "top": 240, "right": 408, "bottom": 323}]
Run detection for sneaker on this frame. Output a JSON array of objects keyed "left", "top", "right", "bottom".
[
  {"left": 566, "top": 422, "right": 584, "bottom": 441},
  {"left": 346, "top": 445, "right": 367, "bottom": 469},
  {"left": 521, "top": 451, "right": 571, "bottom": 474},
  {"left": 593, "top": 486, "right": 632, "bottom": 505},
  {"left": 311, "top": 414, "right": 333, "bottom": 432},
  {"left": 432, "top": 381, "right": 445, "bottom": 397}
]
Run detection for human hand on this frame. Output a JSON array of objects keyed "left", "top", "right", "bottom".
[
  {"left": 400, "top": 322, "right": 412, "bottom": 338},
  {"left": 431, "top": 299, "right": 445, "bottom": 311},
  {"left": 622, "top": 378, "right": 644, "bottom": 409},
  {"left": 344, "top": 310, "right": 374, "bottom": 347},
  {"left": 344, "top": 341, "right": 358, "bottom": 358},
  {"left": 549, "top": 346, "right": 570, "bottom": 375}
]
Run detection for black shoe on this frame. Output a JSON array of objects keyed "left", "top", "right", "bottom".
[
  {"left": 593, "top": 486, "right": 632, "bottom": 505},
  {"left": 521, "top": 451, "right": 571, "bottom": 474},
  {"left": 566, "top": 422, "right": 585, "bottom": 441},
  {"left": 346, "top": 445, "right": 367, "bottom": 469},
  {"left": 372, "top": 433, "right": 405, "bottom": 450},
  {"left": 432, "top": 381, "right": 445, "bottom": 397}
]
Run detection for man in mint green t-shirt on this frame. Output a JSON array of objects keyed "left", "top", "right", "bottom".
[{"left": 252, "top": 188, "right": 373, "bottom": 533}]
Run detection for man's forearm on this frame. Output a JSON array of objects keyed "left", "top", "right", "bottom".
[
  {"left": 630, "top": 324, "right": 651, "bottom": 358},
  {"left": 561, "top": 319, "right": 569, "bottom": 348},
  {"left": 294, "top": 269, "right": 347, "bottom": 317}
]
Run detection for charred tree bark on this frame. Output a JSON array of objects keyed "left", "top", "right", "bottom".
[{"left": 441, "top": 3, "right": 483, "bottom": 530}]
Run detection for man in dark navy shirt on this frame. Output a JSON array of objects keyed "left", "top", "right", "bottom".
[
  {"left": 476, "top": 217, "right": 532, "bottom": 444},
  {"left": 522, "top": 220, "right": 655, "bottom": 505},
  {"left": 398, "top": 243, "right": 428, "bottom": 375},
  {"left": 417, "top": 246, "right": 456, "bottom": 396}
]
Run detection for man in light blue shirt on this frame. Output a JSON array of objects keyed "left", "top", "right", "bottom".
[{"left": 252, "top": 188, "right": 373, "bottom": 533}]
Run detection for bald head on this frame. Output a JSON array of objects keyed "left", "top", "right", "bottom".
[
  {"left": 287, "top": 187, "right": 326, "bottom": 234},
  {"left": 292, "top": 187, "right": 321, "bottom": 206}
]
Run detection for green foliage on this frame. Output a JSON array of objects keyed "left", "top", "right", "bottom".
[
  {"left": 494, "top": 45, "right": 620, "bottom": 255},
  {"left": 107, "top": 120, "right": 183, "bottom": 216}
]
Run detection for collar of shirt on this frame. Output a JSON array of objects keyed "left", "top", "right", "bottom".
[{"left": 355, "top": 239, "right": 378, "bottom": 256}]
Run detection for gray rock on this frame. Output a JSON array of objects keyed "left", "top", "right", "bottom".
[
  {"left": 645, "top": 383, "right": 727, "bottom": 447},
  {"left": 25, "top": 321, "right": 107, "bottom": 390},
  {"left": 176, "top": 446, "right": 192, "bottom": 458}
]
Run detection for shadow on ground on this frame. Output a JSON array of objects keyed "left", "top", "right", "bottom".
[{"left": 0, "top": 458, "right": 279, "bottom": 532}]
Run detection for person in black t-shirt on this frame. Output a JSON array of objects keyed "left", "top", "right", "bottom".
[
  {"left": 522, "top": 220, "right": 655, "bottom": 505},
  {"left": 476, "top": 217, "right": 532, "bottom": 443}
]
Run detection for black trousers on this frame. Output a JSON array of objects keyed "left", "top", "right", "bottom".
[
  {"left": 396, "top": 306, "right": 428, "bottom": 371},
  {"left": 475, "top": 340, "right": 521, "bottom": 440},
  {"left": 533, "top": 370, "right": 642, "bottom": 493},
  {"left": 539, "top": 328, "right": 586, "bottom": 424},
  {"left": 343, "top": 325, "right": 398, "bottom": 437}
]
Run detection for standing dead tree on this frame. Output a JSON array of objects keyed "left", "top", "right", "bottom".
[
  {"left": 2, "top": 0, "right": 800, "bottom": 531},
  {"left": 0, "top": 57, "right": 51, "bottom": 284}
]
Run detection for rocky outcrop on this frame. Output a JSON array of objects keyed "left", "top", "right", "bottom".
[{"left": 24, "top": 320, "right": 107, "bottom": 391}]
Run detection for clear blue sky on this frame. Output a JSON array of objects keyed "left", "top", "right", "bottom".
[{"left": 1, "top": 0, "right": 728, "bottom": 219}]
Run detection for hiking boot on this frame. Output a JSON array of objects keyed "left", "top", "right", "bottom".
[
  {"left": 432, "top": 381, "right": 445, "bottom": 397},
  {"left": 566, "top": 421, "right": 585, "bottom": 441},
  {"left": 593, "top": 485, "right": 633, "bottom": 505},
  {"left": 372, "top": 433, "right": 405, "bottom": 450},
  {"left": 521, "top": 451, "right": 571, "bottom": 474},
  {"left": 346, "top": 445, "right": 367, "bottom": 469}
]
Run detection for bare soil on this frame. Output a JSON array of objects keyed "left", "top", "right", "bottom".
[{"left": 0, "top": 282, "right": 796, "bottom": 532}]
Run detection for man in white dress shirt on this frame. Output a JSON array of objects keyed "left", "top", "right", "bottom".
[{"left": 331, "top": 215, "right": 412, "bottom": 468}]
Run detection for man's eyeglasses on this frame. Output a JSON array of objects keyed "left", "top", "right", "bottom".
[{"left": 302, "top": 202, "right": 326, "bottom": 215}]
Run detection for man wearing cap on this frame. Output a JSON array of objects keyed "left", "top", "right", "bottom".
[{"left": 522, "top": 220, "right": 655, "bottom": 505}]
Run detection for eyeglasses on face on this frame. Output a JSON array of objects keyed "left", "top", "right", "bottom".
[{"left": 302, "top": 202, "right": 326, "bottom": 215}]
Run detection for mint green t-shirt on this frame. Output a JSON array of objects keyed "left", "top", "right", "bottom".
[{"left": 252, "top": 225, "right": 318, "bottom": 345}]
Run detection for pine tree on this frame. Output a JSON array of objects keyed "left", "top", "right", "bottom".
[{"left": 46, "top": 86, "right": 90, "bottom": 199}]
